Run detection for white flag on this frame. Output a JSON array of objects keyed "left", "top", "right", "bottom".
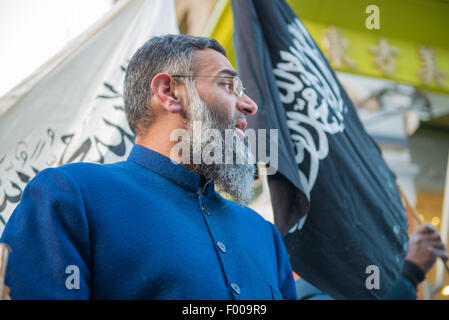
[{"left": 0, "top": 0, "right": 179, "bottom": 233}]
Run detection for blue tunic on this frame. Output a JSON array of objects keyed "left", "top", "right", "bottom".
[{"left": 1, "top": 144, "right": 297, "bottom": 300}]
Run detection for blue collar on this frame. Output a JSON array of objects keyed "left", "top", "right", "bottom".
[{"left": 127, "top": 144, "right": 213, "bottom": 194}]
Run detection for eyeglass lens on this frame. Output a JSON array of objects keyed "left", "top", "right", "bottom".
[{"left": 233, "top": 76, "right": 243, "bottom": 97}]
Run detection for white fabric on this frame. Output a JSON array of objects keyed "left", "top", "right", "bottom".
[{"left": 0, "top": 0, "right": 179, "bottom": 233}]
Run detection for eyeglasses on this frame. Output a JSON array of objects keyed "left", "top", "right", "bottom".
[{"left": 172, "top": 75, "right": 245, "bottom": 97}]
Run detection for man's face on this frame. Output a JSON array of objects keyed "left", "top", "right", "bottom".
[
  {"left": 189, "top": 49, "right": 258, "bottom": 138},
  {"left": 178, "top": 48, "right": 259, "bottom": 205}
]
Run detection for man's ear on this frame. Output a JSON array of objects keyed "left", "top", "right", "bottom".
[{"left": 151, "top": 73, "right": 182, "bottom": 113}]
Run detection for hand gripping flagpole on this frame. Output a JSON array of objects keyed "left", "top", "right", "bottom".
[{"left": 397, "top": 185, "right": 449, "bottom": 277}]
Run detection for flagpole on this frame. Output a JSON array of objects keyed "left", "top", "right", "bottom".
[{"left": 398, "top": 185, "right": 422, "bottom": 226}]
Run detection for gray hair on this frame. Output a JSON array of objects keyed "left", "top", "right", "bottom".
[{"left": 123, "top": 34, "right": 226, "bottom": 135}]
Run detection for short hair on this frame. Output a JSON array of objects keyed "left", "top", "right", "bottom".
[{"left": 123, "top": 34, "right": 226, "bottom": 135}]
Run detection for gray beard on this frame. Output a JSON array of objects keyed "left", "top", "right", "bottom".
[{"left": 184, "top": 81, "right": 255, "bottom": 205}]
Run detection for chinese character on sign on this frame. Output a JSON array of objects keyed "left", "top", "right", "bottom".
[
  {"left": 417, "top": 45, "right": 447, "bottom": 88},
  {"left": 370, "top": 38, "right": 399, "bottom": 76},
  {"left": 322, "top": 26, "right": 356, "bottom": 69}
]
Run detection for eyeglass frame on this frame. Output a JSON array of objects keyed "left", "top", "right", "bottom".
[{"left": 171, "top": 75, "right": 246, "bottom": 97}]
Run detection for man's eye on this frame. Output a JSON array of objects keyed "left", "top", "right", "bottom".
[{"left": 221, "top": 82, "right": 232, "bottom": 92}]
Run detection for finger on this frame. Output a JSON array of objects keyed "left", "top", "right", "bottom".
[
  {"left": 421, "top": 233, "right": 442, "bottom": 242},
  {"left": 416, "top": 223, "right": 436, "bottom": 234},
  {"left": 431, "top": 241, "right": 446, "bottom": 250},
  {"left": 429, "top": 247, "right": 449, "bottom": 260},
  {"left": 414, "top": 234, "right": 439, "bottom": 245}
]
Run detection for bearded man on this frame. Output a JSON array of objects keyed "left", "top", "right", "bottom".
[{"left": 0, "top": 35, "right": 297, "bottom": 299}]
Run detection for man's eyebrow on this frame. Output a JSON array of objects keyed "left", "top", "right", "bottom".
[{"left": 216, "top": 68, "right": 238, "bottom": 77}]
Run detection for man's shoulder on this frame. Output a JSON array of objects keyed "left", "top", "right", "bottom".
[
  {"left": 28, "top": 160, "right": 134, "bottom": 190},
  {"left": 57, "top": 160, "right": 129, "bottom": 174}
]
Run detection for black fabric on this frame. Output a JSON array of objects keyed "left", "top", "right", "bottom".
[
  {"left": 199, "top": 175, "right": 208, "bottom": 188},
  {"left": 232, "top": 0, "right": 409, "bottom": 299},
  {"left": 401, "top": 260, "right": 425, "bottom": 287}
]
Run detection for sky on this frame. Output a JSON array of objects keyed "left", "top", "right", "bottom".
[{"left": 0, "top": 0, "right": 113, "bottom": 96}]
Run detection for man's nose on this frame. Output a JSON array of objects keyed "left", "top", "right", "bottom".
[{"left": 236, "top": 94, "right": 258, "bottom": 116}]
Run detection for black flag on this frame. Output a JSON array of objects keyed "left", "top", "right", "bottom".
[{"left": 232, "top": 0, "right": 409, "bottom": 299}]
